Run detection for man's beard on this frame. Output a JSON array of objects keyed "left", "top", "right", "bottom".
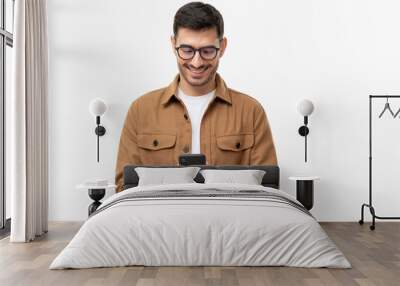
[{"left": 178, "top": 62, "right": 219, "bottom": 87}]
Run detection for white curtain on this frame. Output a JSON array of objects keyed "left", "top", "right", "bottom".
[{"left": 9, "top": 0, "right": 48, "bottom": 242}]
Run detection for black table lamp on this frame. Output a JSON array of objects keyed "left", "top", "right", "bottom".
[
  {"left": 89, "top": 98, "right": 107, "bottom": 162},
  {"left": 297, "top": 99, "right": 314, "bottom": 162}
]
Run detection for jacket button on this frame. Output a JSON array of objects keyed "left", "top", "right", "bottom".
[
  {"left": 153, "top": 139, "right": 159, "bottom": 147},
  {"left": 236, "top": 142, "right": 241, "bottom": 149},
  {"left": 184, "top": 114, "right": 189, "bottom": 120},
  {"left": 183, "top": 145, "right": 189, "bottom": 153}
]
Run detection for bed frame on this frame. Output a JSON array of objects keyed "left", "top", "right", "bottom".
[{"left": 123, "top": 165, "right": 280, "bottom": 190}]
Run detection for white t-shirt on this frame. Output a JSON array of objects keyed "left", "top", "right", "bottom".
[{"left": 177, "top": 88, "right": 216, "bottom": 154}]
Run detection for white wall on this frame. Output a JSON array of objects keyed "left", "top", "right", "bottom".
[{"left": 47, "top": 0, "right": 400, "bottom": 221}]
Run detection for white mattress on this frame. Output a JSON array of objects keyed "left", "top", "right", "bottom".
[{"left": 50, "top": 183, "right": 351, "bottom": 269}]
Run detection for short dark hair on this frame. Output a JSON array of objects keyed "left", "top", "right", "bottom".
[{"left": 173, "top": 2, "right": 224, "bottom": 39}]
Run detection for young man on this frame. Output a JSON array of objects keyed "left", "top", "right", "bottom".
[{"left": 115, "top": 2, "right": 277, "bottom": 192}]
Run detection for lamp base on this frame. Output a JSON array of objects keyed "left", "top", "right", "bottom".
[
  {"left": 298, "top": 126, "right": 309, "bottom": 136},
  {"left": 95, "top": 126, "right": 106, "bottom": 136}
]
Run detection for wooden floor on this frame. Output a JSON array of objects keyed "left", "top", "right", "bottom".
[{"left": 0, "top": 222, "right": 399, "bottom": 286}]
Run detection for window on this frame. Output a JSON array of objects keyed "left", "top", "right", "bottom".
[{"left": 0, "top": 0, "right": 14, "bottom": 235}]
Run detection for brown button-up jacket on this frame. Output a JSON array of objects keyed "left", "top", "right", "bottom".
[{"left": 115, "top": 73, "right": 277, "bottom": 192}]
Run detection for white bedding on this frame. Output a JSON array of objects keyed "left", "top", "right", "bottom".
[{"left": 50, "top": 183, "right": 351, "bottom": 269}]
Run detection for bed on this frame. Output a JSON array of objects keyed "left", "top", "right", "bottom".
[{"left": 50, "top": 165, "right": 350, "bottom": 269}]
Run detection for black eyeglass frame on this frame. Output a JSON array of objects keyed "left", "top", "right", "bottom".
[{"left": 175, "top": 44, "right": 221, "bottom": 61}]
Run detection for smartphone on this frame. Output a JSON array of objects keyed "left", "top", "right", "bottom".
[{"left": 179, "top": 153, "right": 206, "bottom": 166}]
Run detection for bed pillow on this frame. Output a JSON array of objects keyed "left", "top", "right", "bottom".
[
  {"left": 200, "top": 169, "right": 266, "bottom": 185},
  {"left": 135, "top": 167, "right": 201, "bottom": 186}
]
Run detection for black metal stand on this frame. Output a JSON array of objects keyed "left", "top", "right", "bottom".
[
  {"left": 296, "top": 180, "right": 314, "bottom": 210},
  {"left": 298, "top": 116, "right": 310, "bottom": 162},
  {"left": 94, "top": 116, "right": 106, "bottom": 163},
  {"left": 88, "top": 188, "right": 105, "bottom": 216},
  {"left": 359, "top": 95, "right": 400, "bottom": 230}
]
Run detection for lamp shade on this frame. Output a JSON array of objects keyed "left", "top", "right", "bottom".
[
  {"left": 297, "top": 99, "right": 314, "bottom": 116},
  {"left": 89, "top": 98, "right": 107, "bottom": 117}
]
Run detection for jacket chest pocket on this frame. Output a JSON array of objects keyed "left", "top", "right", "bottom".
[
  {"left": 214, "top": 133, "right": 254, "bottom": 165},
  {"left": 137, "top": 133, "right": 177, "bottom": 165}
]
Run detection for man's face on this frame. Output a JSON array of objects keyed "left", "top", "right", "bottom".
[{"left": 171, "top": 28, "right": 227, "bottom": 87}]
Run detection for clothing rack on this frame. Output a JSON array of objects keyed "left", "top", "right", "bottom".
[{"left": 359, "top": 95, "right": 400, "bottom": 230}]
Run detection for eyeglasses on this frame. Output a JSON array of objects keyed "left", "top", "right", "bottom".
[{"left": 175, "top": 45, "right": 220, "bottom": 60}]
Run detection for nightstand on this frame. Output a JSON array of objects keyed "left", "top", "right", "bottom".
[
  {"left": 288, "top": 176, "right": 320, "bottom": 210},
  {"left": 76, "top": 183, "right": 116, "bottom": 216}
]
